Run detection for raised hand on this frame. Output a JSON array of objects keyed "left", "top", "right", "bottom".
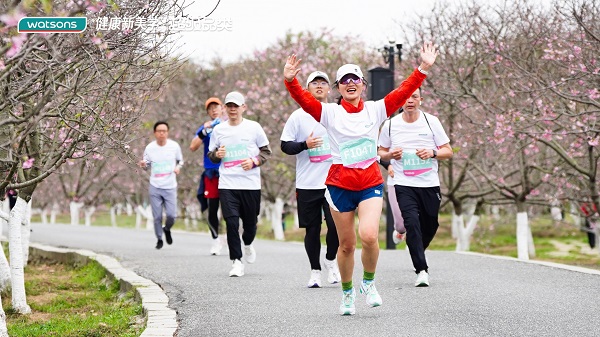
[
  {"left": 284, "top": 54, "right": 302, "bottom": 82},
  {"left": 419, "top": 41, "right": 439, "bottom": 71}
]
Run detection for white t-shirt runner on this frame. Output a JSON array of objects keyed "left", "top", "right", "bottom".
[
  {"left": 378, "top": 110, "right": 450, "bottom": 187},
  {"left": 208, "top": 118, "right": 270, "bottom": 190},
  {"left": 320, "top": 100, "right": 388, "bottom": 168},
  {"left": 143, "top": 139, "right": 183, "bottom": 189},
  {"left": 280, "top": 108, "right": 332, "bottom": 189}
]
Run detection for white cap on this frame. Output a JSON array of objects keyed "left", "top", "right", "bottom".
[
  {"left": 224, "top": 91, "right": 245, "bottom": 106},
  {"left": 335, "top": 64, "right": 364, "bottom": 83},
  {"left": 306, "top": 71, "right": 330, "bottom": 87}
]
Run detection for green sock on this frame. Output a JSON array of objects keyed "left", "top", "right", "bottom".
[
  {"left": 342, "top": 281, "right": 353, "bottom": 292},
  {"left": 363, "top": 271, "right": 375, "bottom": 282}
]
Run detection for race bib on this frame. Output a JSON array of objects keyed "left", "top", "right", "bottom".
[
  {"left": 223, "top": 143, "right": 248, "bottom": 168},
  {"left": 307, "top": 135, "right": 332, "bottom": 163},
  {"left": 151, "top": 161, "right": 173, "bottom": 178},
  {"left": 402, "top": 149, "right": 433, "bottom": 176},
  {"left": 339, "top": 138, "right": 376, "bottom": 169}
]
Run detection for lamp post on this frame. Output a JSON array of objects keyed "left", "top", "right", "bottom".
[{"left": 375, "top": 41, "right": 403, "bottom": 250}]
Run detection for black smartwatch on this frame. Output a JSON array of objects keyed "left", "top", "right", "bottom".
[{"left": 432, "top": 149, "right": 437, "bottom": 158}]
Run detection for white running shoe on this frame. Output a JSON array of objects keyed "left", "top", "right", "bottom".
[
  {"left": 323, "top": 259, "right": 341, "bottom": 284},
  {"left": 307, "top": 270, "right": 322, "bottom": 288},
  {"left": 229, "top": 260, "right": 244, "bottom": 277},
  {"left": 210, "top": 238, "right": 222, "bottom": 256},
  {"left": 415, "top": 270, "right": 430, "bottom": 287},
  {"left": 392, "top": 230, "right": 406, "bottom": 244},
  {"left": 359, "top": 281, "right": 382, "bottom": 307},
  {"left": 244, "top": 244, "right": 256, "bottom": 264},
  {"left": 339, "top": 288, "right": 356, "bottom": 316}
]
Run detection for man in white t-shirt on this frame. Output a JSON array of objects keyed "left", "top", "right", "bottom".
[
  {"left": 378, "top": 87, "right": 452, "bottom": 287},
  {"left": 139, "top": 121, "right": 184, "bottom": 250},
  {"left": 207, "top": 91, "right": 272, "bottom": 277},
  {"left": 281, "top": 71, "right": 341, "bottom": 288}
]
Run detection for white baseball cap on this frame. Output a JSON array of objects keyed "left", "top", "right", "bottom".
[
  {"left": 306, "top": 71, "right": 330, "bottom": 87},
  {"left": 224, "top": 91, "right": 245, "bottom": 106},
  {"left": 335, "top": 64, "right": 364, "bottom": 83}
]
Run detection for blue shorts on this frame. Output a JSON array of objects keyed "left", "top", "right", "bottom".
[{"left": 325, "top": 184, "right": 384, "bottom": 212}]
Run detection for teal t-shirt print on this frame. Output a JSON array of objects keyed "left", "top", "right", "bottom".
[
  {"left": 151, "top": 161, "right": 173, "bottom": 178},
  {"left": 402, "top": 149, "right": 432, "bottom": 176},
  {"left": 307, "top": 135, "right": 332, "bottom": 163},
  {"left": 339, "top": 138, "right": 376, "bottom": 169},
  {"left": 223, "top": 143, "right": 249, "bottom": 168}
]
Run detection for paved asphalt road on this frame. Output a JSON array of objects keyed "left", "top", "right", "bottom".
[{"left": 28, "top": 223, "right": 600, "bottom": 337}]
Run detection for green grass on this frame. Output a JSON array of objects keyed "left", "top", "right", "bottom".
[
  {"left": 3, "top": 260, "right": 144, "bottom": 337},
  {"left": 32, "top": 210, "right": 600, "bottom": 270}
]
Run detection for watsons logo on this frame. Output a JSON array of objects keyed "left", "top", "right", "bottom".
[{"left": 18, "top": 17, "right": 87, "bottom": 33}]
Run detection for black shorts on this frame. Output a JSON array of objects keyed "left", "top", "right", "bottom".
[
  {"left": 297, "top": 188, "right": 328, "bottom": 229},
  {"left": 219, "top": 189, "right": 261, "bottom": 220}
]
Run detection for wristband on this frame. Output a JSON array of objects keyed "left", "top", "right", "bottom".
[
  {"left": 251, "top": 157, "right": 260, "bottom": 168},
  {"left": 418, "top": 66, "right": 429, "bottom": 75}
]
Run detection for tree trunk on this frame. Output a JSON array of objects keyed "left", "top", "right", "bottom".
[
  {"left": 0, "top": 200, "right": 8, "bottom": 239},
  {"left": 110, "top": 205, "right": 118, "bottom": 227},
  {"left": 69, "top": 201, "right": 83, "bottom": 226},
  {"left": 270, "top": 198, "right": 285, "bottom": 241},
  {"left": 84, "top": 206, "right": 96, "bottom": 227},
  {"left": 40, "top": 207, "right": 48, "bottom": 224},
  {"left": 145, "top": 205, "right": 153, "bottom": 231},
  {"left": 516, "top": 211, "right": 530, "bottom": 260},
  {"left": 50, "top": 202, "right": 59, "bottom": 224},
  {"left": 491, "top": 205, "right": 500, "bottom": 220},
  {"left": 20, "top": 200, "right": 32, "bottom": 267},
  {"left": 293, "top": 205, "right": 299, "bottom": 230},
  {"left": 135, "top": 205, "right": 143, "bottom": 229},
  {"left": 126, "top": 203, "right": 133, "bottom": 216},
  {"left": 0, "top": 302, "right": 7, "bottom": 337},
  {"left": 8, "top": 197, "right": 31, "bottom": 314}
]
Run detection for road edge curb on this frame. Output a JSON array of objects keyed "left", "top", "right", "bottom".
[{"left": 29, "top": 243, "right": 178, "bottom": 337}]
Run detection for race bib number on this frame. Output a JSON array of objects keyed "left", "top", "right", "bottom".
[
  {"left": 339, "top": 138, "right": 376, "bottom": 169},
  {"left": 307, "top": 135, "right": 332, "bottom": 163},
  {"left": 151, "top": 161, "right": 173, "bottom": 178},
  {"left": 402, "top": 150, "right": 432, "bottom": 176},
  {"left": 223, "top": 143, "right": 248, "bottom": 168}
]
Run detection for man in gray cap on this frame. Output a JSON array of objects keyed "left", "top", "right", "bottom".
[
  {"left": 280, "top": 71, "right": 341, "bottom": 289},
  {"left": 208, "top": 91, "right": 272, "bottom": 277}
]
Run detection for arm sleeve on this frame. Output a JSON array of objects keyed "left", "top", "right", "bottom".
[
  {"left": 207, "top": 129, "right": 220, "bottom": 163},
  {"left": 256, "top": 145, "right": 272, "bottom": 166},
  {"left": 284, "top": 78, "right": 323, "bottom": 122},
  {"left": 281, "top": 140, "right": 308, "bottom": 155},
  {"left": 383, "top": 69, "right": 427, "bottom": 116}
]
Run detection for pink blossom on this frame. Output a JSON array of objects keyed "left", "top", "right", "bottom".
[
  {"left": 106, "top": 51, "right": 114, "bottom": 59},
  {"left": 6, "top": 33, "right": 28, "bottom": 58},
  {"left": 588, "top": 138, "right": 599, "bottom": 147},
  {"left": 22, "top": 157, "right": 34, "bottom": 169},
  {"left": 87, "top": 1, "right": 107, "bottom": 13},
  {"left": 91, "top": 36, "right": 102, "bottom": 45},
  {"left": 0, "top": 10, "right": 25, "bottom": 27},
  {"left": 0, "top": 60, "right": 5, "bottom": 70}
]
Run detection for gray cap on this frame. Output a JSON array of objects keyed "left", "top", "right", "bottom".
[
  {"left": 306, "top": 71, "right": 330, "bottom": 87},
  {"left": 224, "top": 91, "right": 245, "bottom": 106}
]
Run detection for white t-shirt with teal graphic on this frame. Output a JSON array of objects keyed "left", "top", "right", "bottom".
[
  {"left": 319, "top": 100, "right": 388, "bottom": 169},
  {"left": 378, "top": 111, "right": 450, "bottom": 187},
  {"left": 280, "top": 108, "right": 332, "bottom": 190},
  {"left": 208, "top": 119, "right": 270, "bottom": 190},
  {"left": 143, "top": 139, "right": 183, "bottom": 189}
]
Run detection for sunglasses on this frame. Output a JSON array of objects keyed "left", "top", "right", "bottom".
[{"left": 338, "top": 75, "right": 362, "bottom": 85}]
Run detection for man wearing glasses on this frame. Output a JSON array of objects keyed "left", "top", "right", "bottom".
[
  {"left": 139, "top": 121, "right": 184, "bottom": 250},
  {"left": 280, "top": 71, "right": 341, "bottom": 289}
]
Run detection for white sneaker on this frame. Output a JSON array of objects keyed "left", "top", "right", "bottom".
[
  {"left": 307, "top": 270, "right": 322, "bottom": 288},
  {"left": 392, "top": 230, "right": 406, "bottom": 244},
  {"left": 244, "top": 244, "right": 256, "bottom": 264},
  {"left": 323, "top": 259, "right": 341, "bottom": 284},
  {"left": 229, "top": 260, "right": 244, "bottom": 277},
  {"left": 415, "top": 270, "right": 429, "bottom": 287},
  {"left": 339, "top": 288, "right": 356, "bottom": 315},
  {"left": 210, "top": 238, "right": 222, "bottom": 256},
  {"left": 360, "top": 281, "right": 382, "bottom": 307}
]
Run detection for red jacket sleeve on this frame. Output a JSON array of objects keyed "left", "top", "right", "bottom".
[
  {"left": 284, "top": 78, "right": 322, "bottom": 122},
  {"left": 383, "top": 69, "right": 427, "bottom": 117}
]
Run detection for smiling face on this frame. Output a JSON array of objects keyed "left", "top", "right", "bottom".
[
  {"left": 336, "top": 74, "right": 364, "bottom": 105},
  {"left": 403, "top": 88, "right": 422, "bottom": 113},
  {"left": 307, "top": 77, "right": 329, "bottom": 102}
]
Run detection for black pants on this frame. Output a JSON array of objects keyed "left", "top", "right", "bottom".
[
  {"left": 395, "top": 185, "right": 441, "bottom": 274},
  {"left": 297, "top": 189, "right": 339, "bottom": 270},
  {"left": 219, "top": 189, "right": 261, "bottom": 261},
  {"left": 207, "top": 198, "right": 220, "bottom": 239}
]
